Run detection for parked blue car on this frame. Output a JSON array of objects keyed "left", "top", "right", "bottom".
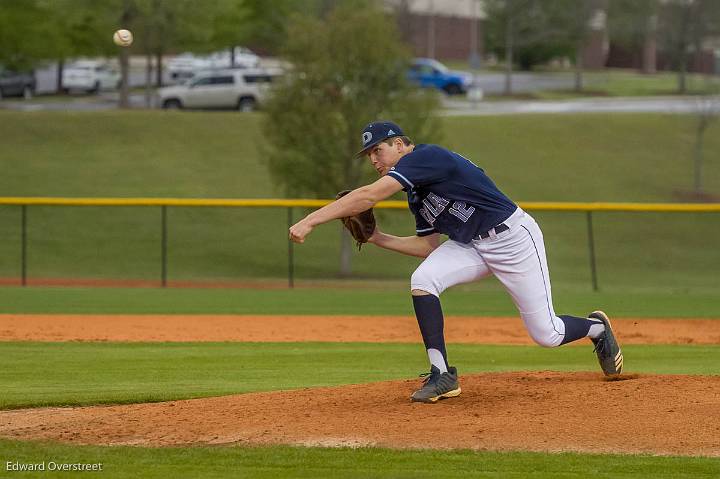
[{"left": 407, "top": 58, "right": 473, "bottom": 95}]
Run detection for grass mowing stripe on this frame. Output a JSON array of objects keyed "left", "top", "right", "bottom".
[
  {"left": 0, "top": 440, "right": 718, "bottom": 479},
  {"left": 1, "top": 342, "right": 718, "bottom": 409},
  {"left": 0, "top": 286, "right": 719, "bottom": 317}
]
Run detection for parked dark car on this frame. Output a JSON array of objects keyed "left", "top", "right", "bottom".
[{"left": 0, "top": 67, "right": 36, "bottom": 99}]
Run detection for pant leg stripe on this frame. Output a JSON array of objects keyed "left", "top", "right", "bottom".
[{"left": 520, "top": 225, "right": 561, "bottom": 337}]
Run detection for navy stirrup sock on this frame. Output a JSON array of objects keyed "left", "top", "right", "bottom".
[
  {"left": 559, "top": 315, "right": 594, "bottom": 344},
  {"left": 412, "top": 294, "right": 449, "bottom": 368}
]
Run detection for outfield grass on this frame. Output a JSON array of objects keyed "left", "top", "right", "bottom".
[
  {"left": 0, "top": 285, "right": 718, "bottom": 317},
  {"left": 1, "top": 206, "right": 718, "bottom": 289},
  {"left": 564, "top": 69, "right": 720, "bottom": 97},
  {"left": 1, "top": 341, "right": 718, "bottom": 410},
  {"left": 2, "top": 111, "right": 718, "bottom": 201},
  {"left": 0, "top": 111, "right": 719, "bottom": 289},
  {"left": 1, "top": 439, "right": 718, "bottom": 479},
  {"left": 439, "top": 64, "right": 719, "bottom": 97}
]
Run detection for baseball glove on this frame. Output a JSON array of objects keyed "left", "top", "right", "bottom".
[{"left": 336, "top": 190, "right": 376, "bottom": 250}]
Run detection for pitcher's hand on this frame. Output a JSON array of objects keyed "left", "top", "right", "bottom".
[{"left": 289, "top": 219, "right": 314, "bottom": 244}]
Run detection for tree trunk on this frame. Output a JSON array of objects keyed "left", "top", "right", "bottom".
[
  {"left": 574, "top": 41, "right": 584, "bottom": 93},
  {"left": 678, "top": 55, "right": 687, "bottom": 94},
  {"left": 56, "top": 59, "right": 64, "bottom": 94},
  {"left": 118, "top": 0, "right": 134, "bottom": 109},
  {"left": 155, "top": 49, "right": 164, "bottom": 87},
  {"left": 395, "top": 0, "right": 414, "bottom": 43},
  {"left": 676, "top": 4, "right": 690, "bottom": 94},
  {"left": 642, "top": 15, "right": 657, "bottom": 74},
  {"left": 427, "top": 2, "right": 436, "bottom": 59},
  {"left": 339, "top": 226, "right": 353, "bottom": 277},
  {"left": 144, "top": 52, "right": 153, "bottom": 108},
  {"left": 504, "top": 16, "right": 513, "bottom": 96},
  {"left": 119, "top": 47, "right": 130, "bottom": 109}
]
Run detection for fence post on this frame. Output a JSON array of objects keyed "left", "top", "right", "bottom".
[
  {"left": 287, "top": 207, "right": 294, "bottom": 288},
  {"left": 161, "top": 205, "right": 168, "bottom": 287},
  {"left": 586, "top": 211, "right": 598, "bottom": 291},
  {"left": 20, "top": 205, "right": 27, "bottom": 287}
]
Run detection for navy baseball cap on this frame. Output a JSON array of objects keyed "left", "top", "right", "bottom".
[{"left": 356, "top": 121, "right": 404, "bottom": 157}]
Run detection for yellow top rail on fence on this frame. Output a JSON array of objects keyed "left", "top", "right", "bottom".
[{"left": 0, "top": 197, "right": 718, "bottom": 212}]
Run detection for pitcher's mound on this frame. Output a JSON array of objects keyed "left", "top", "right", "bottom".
[{"left": 1, "top": 371, "right": 718, "bottom": 456}]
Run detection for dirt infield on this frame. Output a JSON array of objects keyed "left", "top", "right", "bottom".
[
  {"left": 1, "top": 314, "right": 719, "bottom": 456},
  {"left": 2, "top": 314, "right": 720, "bottom": 344},
  {"left": 1, "top": 372, "right": 719, "bottom": 456}
]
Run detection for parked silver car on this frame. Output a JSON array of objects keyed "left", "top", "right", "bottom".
[
  {"left": 157, "top": 68, "right": 277, "bottom": 111},
  {"left": 62, "top": 61, "right": 120, "bottom": 94},
  {"left": 167, "top": 47, "right": 260, "bottom": 82},
  {"left": 0, "top": 67, "right": 36, "bottom": 99}
]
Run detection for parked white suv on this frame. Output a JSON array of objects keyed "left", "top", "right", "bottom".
[
  {"left": 62, "top": 61, "right": 120, "bottom": 93},
  {"left": 157, "top": 69, "right": 276, "bottom": 111}
]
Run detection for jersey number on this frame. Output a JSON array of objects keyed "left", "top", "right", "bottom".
[
  {"left": 420, "top": 194, "right": 475, "bottom": 225},
  {"left": 449, "top": 201, "right": 475, "bottom": 222}
]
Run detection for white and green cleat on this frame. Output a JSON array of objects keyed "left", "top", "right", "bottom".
[
  {"left": 589, "top": 310, "right": 623, "bottom": 376},
  {"left": 411, "top": 365, "right": 462, "bottom": 403}
]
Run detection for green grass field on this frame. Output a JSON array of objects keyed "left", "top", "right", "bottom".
[
  {"left": 1, "top": 110, "right": 719, "bottom": 477},
  {"left": 0, "top": 110, "right": 719, "bottom": 290},
  {"left": 0, "top": 285, "right": 719, "bottom": 316},
  {"left": 1, "top": 341, "right": 719, "bottom": 410},
  {"left": 4, "top": 440, "right": 718, "bottom": 479},
  {"left": 439, "top": 64, "right": 720, "bottom": 98},
  {"left": 537, "top": 69, "right": 720, "bottom": 98}
]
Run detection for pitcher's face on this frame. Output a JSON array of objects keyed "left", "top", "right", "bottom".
[{"left": 367, "top": 140, "right": 404, "bottom": 176}]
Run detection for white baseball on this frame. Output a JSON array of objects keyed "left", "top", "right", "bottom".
[{"left": 113, "top": 29, "right": 133, "bottom": 47}]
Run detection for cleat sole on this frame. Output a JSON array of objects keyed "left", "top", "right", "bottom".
[{"left": 411, "top": 387, "right": 462, "bottom": 404}]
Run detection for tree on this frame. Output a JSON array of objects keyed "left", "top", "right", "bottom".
[
  {"left": 608, "top": 0, "right": 659, "bottom": 74},
  {"left": 483, "top": 0, "right": 576, "bottom": 95},
  {"left": 211, "top": 0, "right": 344, "bottom": 57},
  {"left": 225, "top": 0, "right": 314, "bottom": 55},
  {"left": 135, "top": 0, "right": 219, "bottom": 87},
  {"left": 555, "top": 0, "right": 597, "bottom": 92},
  {"left": 41, "top": 0, "right": 129, "bottom": 95},
  {"left": 658, "top": 0, "right": 720, "bottom": 94},
  {"left": 0, "top": 0, "right": 58, "bottom": 71},
  {"left": 209, "top": 0, "right": 251, "bottom": 65},
  {"left": 262, "top": 1, "right": 442, "bottom": 275},
  {"left": 52, "top": 0, "right": 139, "bottom": 107},
  {"left": 660, "top": 0, "right": 700, "bottom": 93}
]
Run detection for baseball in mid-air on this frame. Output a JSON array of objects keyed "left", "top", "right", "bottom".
[{"left": 113, "top": 29, "right": 133, "bottom": 47}]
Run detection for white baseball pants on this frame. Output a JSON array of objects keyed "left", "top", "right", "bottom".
[{"left": 410, "top": 207, "right": 567, "bottom": 347}]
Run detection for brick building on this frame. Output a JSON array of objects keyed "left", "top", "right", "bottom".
[
  {"left": 385, "top": 0, "right": 485, "bottom": 61},
  {"left": 384, "top": 0, "right": 719, "bottom": 74}
]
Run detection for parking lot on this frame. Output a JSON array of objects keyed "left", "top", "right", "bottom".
[{"left": 2, "top": 55, "right": 715, "bottom": 115}]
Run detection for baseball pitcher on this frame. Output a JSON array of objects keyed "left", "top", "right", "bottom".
[{"left": 289, "top": 121, "right": 623, "bottom": 403}]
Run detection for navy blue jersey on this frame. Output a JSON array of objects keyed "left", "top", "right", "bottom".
[{"left": 386, "top": 144, "right": 516, "bottom": 243}]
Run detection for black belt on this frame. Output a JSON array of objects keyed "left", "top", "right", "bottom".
[{"left": 477, "top": 223, "right": 509, "bottom": 239}]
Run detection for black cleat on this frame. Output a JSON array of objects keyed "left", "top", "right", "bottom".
[
  {"left": 411, "top": 365, "right": 461, "bottom": 403},
  {"left": 589, "top": 310, "right": 623, "bottom": 376}
]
